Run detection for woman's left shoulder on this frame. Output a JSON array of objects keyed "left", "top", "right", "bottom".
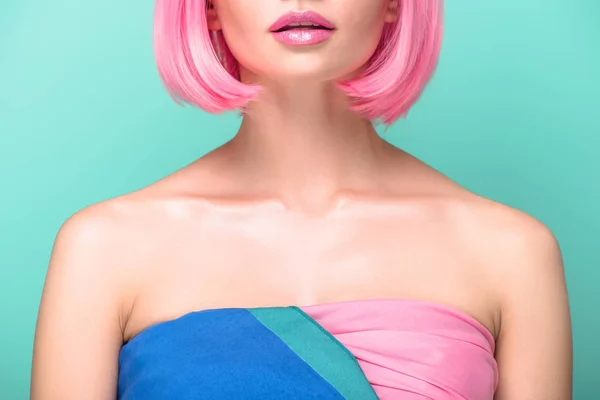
[
  {"left": 447, "top": 195, "right": 566, "bottom": 297},
  {"left": 442, "top": 195, "right": 572, "bottom": 399},
  {"left": 443, "top": 192, "right": 562, "bottom": 273}
]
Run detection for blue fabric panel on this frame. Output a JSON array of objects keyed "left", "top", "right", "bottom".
[{"left": 117, "top": 308, "right": 347, "bottom": 399}]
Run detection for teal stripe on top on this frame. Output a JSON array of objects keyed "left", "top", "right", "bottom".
[{"left": 249, "top": 307, "right": 379, "bottom": 400}]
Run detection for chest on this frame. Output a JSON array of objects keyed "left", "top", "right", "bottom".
[
  {"left": 144, "top": 209, "right": 472, "bottom": 297},
  {"left": 122, "top": 207, "right": 497, "bottom": 340}
]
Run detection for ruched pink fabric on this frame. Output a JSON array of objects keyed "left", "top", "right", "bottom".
[{"left": 301, "top": 299, "right": 498, "bottom": 400}]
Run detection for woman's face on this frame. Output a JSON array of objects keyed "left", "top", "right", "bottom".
[{"left": 208, "top": 0, "right": 398, "bottom": 83}]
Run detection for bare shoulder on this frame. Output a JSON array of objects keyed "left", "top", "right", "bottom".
[
  {"left": 392, "top": 150, "right": 565, "bottom": 299},
  {"left": 441, "top": 192, "right": 572, "bottom": 399},
  {"left": 56, "top": 196, "right": 136, "bottom": 253},
  {"left": 32, "top": 190, "right": 166, "bottom": 399},
  {"left": 383, "top": 147, "right": 571, "bottom": 397},
  {"left": 428, "top": 189, "right": 567, "bottom": 315},
  {"left": 46, "top": 170, "right": 223, "bottom": 324},
  {"left": 43, "top": 194, "right": 150, "bottom": 329},
  {"left": 443, "top": 192, "right": 562, "bottom": 276},
  {"left": 50, "top": 187, "right": 171, "bottom": 291},
  {"left": 396, "top": 152, "right": 561, "bottom": 261},
  {"left": 403, "top": 155, "right": 563, "bottom": 276},
  {"left": 54, "top": 193, "right": 145, "bottom": 270}
]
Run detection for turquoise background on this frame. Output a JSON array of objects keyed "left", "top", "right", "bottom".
[{"left": 1, "top": 0, "right": 598, "bottom": 398}]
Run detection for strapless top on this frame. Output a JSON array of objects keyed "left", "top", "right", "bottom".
[{"left": 118, "top": 299, "right": 498, "bottom": 399}]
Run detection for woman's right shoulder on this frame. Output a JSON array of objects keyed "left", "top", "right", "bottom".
[
  {"left": 52, "top": 187, "right": 176, "bottom": 306},
  {"left": 56, "top": 198, "right": 130, "bottom": 254},
  {"left": 55, "top": 195, "right": 140, "bottom": 263},
  {"left": 52, "top": 191, "right": 161, "bottom": 284},
  {"left": 45, "top": 196, "right": 146, "bottom": 325},
  {"left": 32, "top": 193, "right": 158, "bottom": 399},
  {"left": 58, "top": 192, "right": 146, "bottom": 240}
]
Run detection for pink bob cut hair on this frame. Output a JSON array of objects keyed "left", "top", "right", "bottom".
[{"left": 153, "top": 0, "right": 443, "bottom": 126}]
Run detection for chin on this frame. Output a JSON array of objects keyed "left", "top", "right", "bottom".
[
  {"left": 262, "top": 59, "right": 364, "bottom": 85},
  {"left": 270, "top": 70, "right": 339, "bottom": 83}
]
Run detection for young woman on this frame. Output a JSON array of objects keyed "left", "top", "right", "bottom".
[{"left": 31, "top": 0, "right": 572, "bottom": 399}]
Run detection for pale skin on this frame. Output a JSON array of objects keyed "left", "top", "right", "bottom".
[{"left": 31, "top": 0, "right": 572, "bottom": 399}]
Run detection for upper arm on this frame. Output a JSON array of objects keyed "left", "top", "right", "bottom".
[
  {"left": 31, "top": 207, "right": 126, "bottom": 400},
  {"left": 493, "top": 216, "right": 572, "bottom": 400}
]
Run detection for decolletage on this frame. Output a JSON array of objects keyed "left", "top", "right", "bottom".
[{"left": 117, "top": 298, "right": 498, "bottom": 400}]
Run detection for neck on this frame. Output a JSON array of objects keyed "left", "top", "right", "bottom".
[{"left": 224, "top": 78, "right": 392, "bottom": 212}]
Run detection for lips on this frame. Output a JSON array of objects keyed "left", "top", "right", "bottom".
[
  {"left": 269, "top": 10, "right": 336, "bottom": 33},
  {"left": 273, "top": 22, "right": 333, "bottom": 33}
]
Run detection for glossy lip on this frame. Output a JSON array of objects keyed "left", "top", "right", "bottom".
[{"left": 269, "top": 10, "right": 336, "bottom": 33}]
